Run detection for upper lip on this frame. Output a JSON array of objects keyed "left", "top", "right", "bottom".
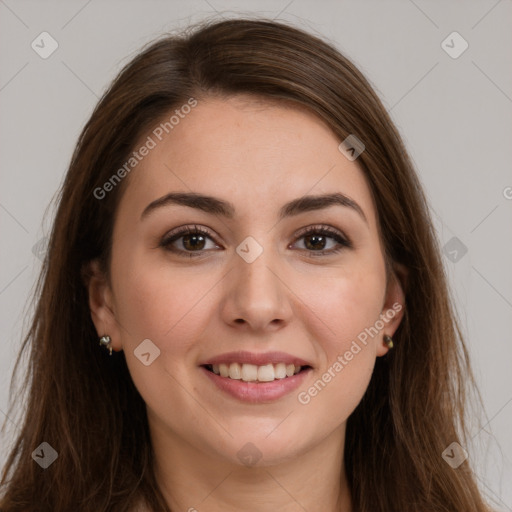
[{"left": 199, "top": 350, "right": 313, "bottom": 368}]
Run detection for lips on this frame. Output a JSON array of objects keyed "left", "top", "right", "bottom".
[
  {"left": 199, "top": 350, "right": 313, "bottom": 383},
  {"left": 200, "top": 365, "right": 312, "bottom": 403},
  {"left": 198, "top": 350, "right": 313, "bottom": 402}
]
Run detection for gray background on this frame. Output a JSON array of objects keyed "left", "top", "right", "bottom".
[{"left": 1, "top": 0, "right": 511, "bottom": 509}]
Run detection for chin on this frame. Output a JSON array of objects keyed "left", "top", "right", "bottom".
[{"left": 212, "top": 425, "right": 310, "bottom": 468}]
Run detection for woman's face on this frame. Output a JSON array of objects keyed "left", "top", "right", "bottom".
[{"left": 89, "top": 94, "right": 404, "bottom": 466}]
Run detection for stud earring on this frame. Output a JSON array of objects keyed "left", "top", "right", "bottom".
[
  {"left": 99, "top": 335, "right": 113, "bottom": 356},
  {"left": 383, "top": 334, "right": 394, "bottom": 350}
]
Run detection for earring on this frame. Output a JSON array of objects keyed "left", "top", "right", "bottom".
[
  {"left": 99, "top": 335, "right": 113, "bottom": 356},
  {"left": 383, "top": 334, "right": 394, "bottom": 350}
]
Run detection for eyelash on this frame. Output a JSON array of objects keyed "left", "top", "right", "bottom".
[{"left": 159, "top": 224, "right": 352, "bottom": 258}]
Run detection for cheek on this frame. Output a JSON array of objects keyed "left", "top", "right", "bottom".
[
  {"left": 298, "top": 259, "right": 386, "bottom": 351},
  {"left": 110, "top": 256, "right": 214, "bottom": 417},
  {"left": 293, "top": 264, "right": 385, "bottom": 424},
  {"left": 112, "top": 249, "right": 217, "bottom": 342}
]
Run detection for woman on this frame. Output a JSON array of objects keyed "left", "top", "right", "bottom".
[{"left": 0, "top": 17, "right": 492, "bottom": 511}]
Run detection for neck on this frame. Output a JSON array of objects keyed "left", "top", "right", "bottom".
[{"left": 149, "top": 412, "right": 353, "bottom": 512}]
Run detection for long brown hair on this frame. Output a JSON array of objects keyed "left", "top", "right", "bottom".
[{"left": 0, "top": 17, "right": 491, "bottom": 511}]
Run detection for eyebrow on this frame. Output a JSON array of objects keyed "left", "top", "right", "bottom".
[{"left": 140, "top": 191, "right": 368, "bottom": 224}]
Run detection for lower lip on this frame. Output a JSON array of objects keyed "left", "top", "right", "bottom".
[{"left": 200, "top": 366, "right": 312, "bottom": 403}]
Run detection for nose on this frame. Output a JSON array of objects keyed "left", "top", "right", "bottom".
[{"left": 220, "top": 242, "right": 293, "bottom": 332}]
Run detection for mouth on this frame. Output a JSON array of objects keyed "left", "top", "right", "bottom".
[
  {"left": 200, "top": 362, "right": 313, "bottom": 403},
  {"left": 201, "top": 362, "right": 313, "bottom": 383}
]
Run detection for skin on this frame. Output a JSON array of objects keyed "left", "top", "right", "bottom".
[{"left": 88, "top": 95, "right": 406, "bottom": 512}]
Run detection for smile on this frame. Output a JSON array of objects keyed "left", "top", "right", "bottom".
[
  {"left": 200, "top": 364, "right": 313, "bottom": 403},
  {"left": 203, "top": 362, "right": 310, "bottom": 383}
]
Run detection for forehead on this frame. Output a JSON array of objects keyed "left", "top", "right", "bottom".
[{"left": 120, "top": 95, "right": 377, "bottom": 227}]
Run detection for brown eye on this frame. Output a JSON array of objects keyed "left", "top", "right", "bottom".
[
  {"left": 160, "top": 225, "right": 220, "bottom": 257},
  {"left": 159, "top": 224, "right": 351, "bottom": 259},
  {"left": 181, "top": 233, "right": 207, "bottom": 251},
  {"left": 292, "top": 225, "right": 352, "bottom": 256},
  {"left": 303, "top": 233, "right": 329, "bottom": 251}
]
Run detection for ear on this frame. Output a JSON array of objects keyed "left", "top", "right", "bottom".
[
  {"left": 376, "top": 261, "right": 407, "bottom": 357},
  {"left": 83, "top": 259, "right": 122, "bottom": 352}
]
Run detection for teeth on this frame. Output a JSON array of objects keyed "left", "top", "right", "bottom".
[
  {"left": 274, "top": 363, "right": 287, "bottom": 379},
  {"left": 258, "top": 364, "right": 274, "bottom": 382},
  {"left": 241, "top": 363, "right": 258, "bottom": 382},
  {"left": 228, "top": 363, "right": 242, "bottom": 380},
  {"left": 212, "top": 362, "right": 305, "bottom": 382}
]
